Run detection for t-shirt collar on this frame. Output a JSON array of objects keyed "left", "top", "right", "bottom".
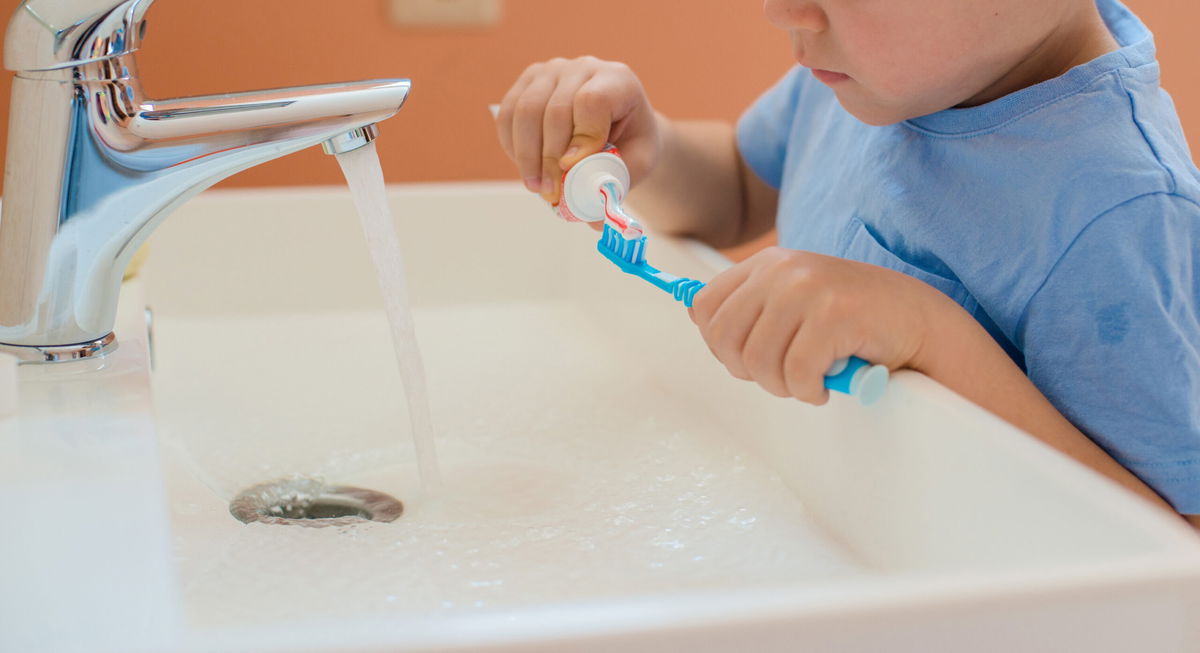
[{"left": 904, "top": 0, "right": 1154, "bottom": 136}]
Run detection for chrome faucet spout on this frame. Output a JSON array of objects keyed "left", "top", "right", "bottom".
[{"left": 0, "top": 0, "right": 411, "bottom": 361}]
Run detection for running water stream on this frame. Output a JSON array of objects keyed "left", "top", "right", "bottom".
[{"left": 336, "top": 142, "right": 442, "bottom": 493}]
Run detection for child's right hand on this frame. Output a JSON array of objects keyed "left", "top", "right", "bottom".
[{"left": 495, "top": 56, "right": 660, "bottom": 206}]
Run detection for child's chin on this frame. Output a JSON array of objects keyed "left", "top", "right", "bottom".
[{"left": 835, "top": 96, "right": 912, "bottom": 127}]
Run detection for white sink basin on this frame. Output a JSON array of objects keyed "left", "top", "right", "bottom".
[{"left": 4, "top": 183, "right": 1199, "bottom": 653}]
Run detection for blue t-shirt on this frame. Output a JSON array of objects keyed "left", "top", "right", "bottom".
[{"left": 738, "top": 0, "right": 1200, "bottom": 512}]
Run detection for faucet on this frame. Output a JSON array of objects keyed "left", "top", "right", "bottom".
[{"left": 0, "top": 0, "right": 411, "bottom": 363}]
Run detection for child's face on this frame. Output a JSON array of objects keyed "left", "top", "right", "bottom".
[{"left": 764, "top": 0, "right": 1075, "bottom": 125}]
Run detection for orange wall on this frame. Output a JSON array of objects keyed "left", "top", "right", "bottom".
[{"left": 0, "top": 0, "right": 1195, "bottom": 188}]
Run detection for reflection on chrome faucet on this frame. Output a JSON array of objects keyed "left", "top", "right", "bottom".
[{"left": 0, "top": 0, "right": 410, "bottom": 362}]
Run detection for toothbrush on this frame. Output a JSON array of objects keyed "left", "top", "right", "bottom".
[
  {"left": 561, "top": 148, "right": 890, "bottom": 406},
  {"left": 487, "top": 106, "right": 708, "bottom": 303},
  {"left": 594, "top": 181, "right": 706, "bottom": 308}
]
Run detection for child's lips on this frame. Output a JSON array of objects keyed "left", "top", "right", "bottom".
[{"left": 812, "top": 69, "right": 851, "bottom": 84}]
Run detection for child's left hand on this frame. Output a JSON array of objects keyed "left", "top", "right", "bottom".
[{"left": 689, "top": 246, "right": 943, "bottom": 404}]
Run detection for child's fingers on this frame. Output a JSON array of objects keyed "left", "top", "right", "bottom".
[
  {"left": 540, "top": 71, "right": 594, "bottom": 204},
  {"left": 783, "top": 321, "right": 837, "bottom": 405},
  {"left": 512, "top": 73, "right": 559, "bottom": 193},
  {"left": 741, "top": 293, "right": 806, "bottom": 398},
  {"left": 689, "top": 259, "right": 755, "bottom": 329},
  {"left": 701, "top": 277, "right": 772, "bottom": 382},
  {"left": 559, "top": 74, "right": 618, "bottom": 171},
  {"left": 495, "top": 71, "right": 534, "bottom": 163}
]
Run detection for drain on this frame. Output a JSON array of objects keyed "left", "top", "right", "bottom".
[{"left": 230, "top": 477, "right": 403, "bottom": 527}]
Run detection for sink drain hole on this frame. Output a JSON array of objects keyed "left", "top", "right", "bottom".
[{"left": 230, "top": 477, "right": 403, "bottom": 527}]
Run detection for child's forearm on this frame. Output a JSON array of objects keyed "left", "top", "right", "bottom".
[
  {"left": 626, "top": 115, "right": 774, "bottom": 249},
  {"left": 912, "top": 291, "right": 1178, "bottom": 515}
]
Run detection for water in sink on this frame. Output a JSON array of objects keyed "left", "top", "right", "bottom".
[
  {"left": 146, "top": 173, "right": 866, "bottom": 629},
  {"left": 136, "top": 184, "right": 1200, "bottom": 650},
  {"left": 336, "top": 142, "right": 442, "bottom": 492},
  {"left": 157, "top": 304, "right": 864, "bottom": 627}
]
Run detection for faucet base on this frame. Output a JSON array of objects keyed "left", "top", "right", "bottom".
[{"left": 0, "top": 333, "right": 118, "bottom": 365}]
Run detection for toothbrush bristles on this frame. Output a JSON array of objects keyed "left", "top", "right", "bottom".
[{"left": 601, "top": 224, "right": 646, "bottom": 264}]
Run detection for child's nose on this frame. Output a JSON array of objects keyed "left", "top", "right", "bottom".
[{"left": 762, "top": 0, "right": 830, "bottom": 33}]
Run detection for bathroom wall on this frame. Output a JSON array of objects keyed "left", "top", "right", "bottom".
[{"left": 0, "top": 0, "right": 1193, "bottom": 188}]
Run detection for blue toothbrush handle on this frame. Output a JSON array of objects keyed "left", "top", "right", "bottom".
[{"left": 823, "top": 356, "right": 889, "bottom": 405}]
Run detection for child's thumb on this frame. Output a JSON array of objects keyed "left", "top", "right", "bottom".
[{"left": 554, "top": 131, "right": 604, "bottom": 169}]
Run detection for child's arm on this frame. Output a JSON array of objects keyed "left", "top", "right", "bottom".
[
  {"left": 904, "top": 270, "right": 1179, "bottom": 516},
  {"left": 916, "top": 297, "right": 1193, "bottom": 522},
  {"left": 495, "top": 57, "right": 775, "bottom": 247},
  {"left": 688, "top": 246, "right": 1180, "bottom": 516},
  {"left": 624, "top": 117, "right": 778, "bottom": 249}
]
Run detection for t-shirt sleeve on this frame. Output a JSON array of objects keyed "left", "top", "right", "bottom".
[
  {"left": 1018, "top": 192, "right": 1200, "bottom": 513},
  {"left": 736, "top": 66, "right": 807, "bottom": 190}
]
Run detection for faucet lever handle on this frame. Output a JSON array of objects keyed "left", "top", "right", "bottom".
[{"left": 5, "top": 0, "right": 153, "bottom": 72}]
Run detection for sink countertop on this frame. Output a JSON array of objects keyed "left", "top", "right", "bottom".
[{"left": 2, "top": 184, "right": 1199, "bottom": 653}]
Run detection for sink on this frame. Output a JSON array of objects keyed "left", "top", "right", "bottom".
[{"left": 4, "top": 183, "right": 1199, "bottom": 652}]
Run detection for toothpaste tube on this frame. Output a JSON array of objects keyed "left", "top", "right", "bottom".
[{"left": 555, "top": 145, "right": 642, "bottom": 238}]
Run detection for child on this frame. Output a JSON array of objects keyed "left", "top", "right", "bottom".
[{"left": 494, "top": 0, "right": 1200, "bottom": 525}]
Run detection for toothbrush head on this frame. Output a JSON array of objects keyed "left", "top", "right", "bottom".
[{"left": 599, "top": 223, "right": 647, "bottom": 266}]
